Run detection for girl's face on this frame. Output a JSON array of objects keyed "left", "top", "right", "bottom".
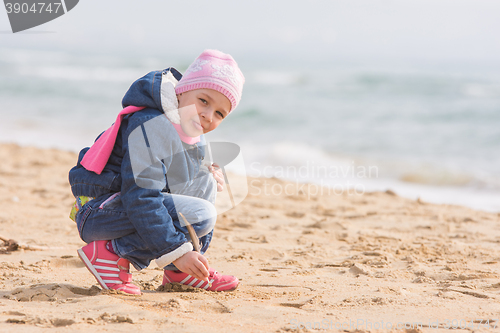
[{"left": 177, "top": 88, "right": 231, "bottom": 137}]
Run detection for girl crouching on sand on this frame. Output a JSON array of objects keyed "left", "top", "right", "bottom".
[{"left": 68, "top": 50, "right": 244, "bottom": 294}]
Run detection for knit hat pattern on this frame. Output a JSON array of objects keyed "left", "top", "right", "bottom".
[{"left": 174, "top": 49, "right": 245, "bottom": 113}]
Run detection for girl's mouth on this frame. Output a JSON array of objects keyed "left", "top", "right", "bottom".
[{"left": 192, "top": 120, "right": 203, "bottom": 131}]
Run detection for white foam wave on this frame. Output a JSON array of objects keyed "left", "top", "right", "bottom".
[
  {"left": 462, "top": 83, "right": 500, "bottom": 98},
  {"left": 1, "top": 48, "right": 69, "bottom": 64},
  {"left": 251, "top": 70, "right": 304, "bottom": 86},
  {"left": 239, "top": 141, "right": 378, "bottom": 183},
  {"left": 235, "top": 141, "right": 500, "bottom": 212},
  {"left": 17, "top": 65, "right": 144, "bottom": 83}
]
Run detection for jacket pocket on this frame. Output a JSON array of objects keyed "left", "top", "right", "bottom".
[{"left": 98, "top": 192, "right": 122, "bottom": 210}]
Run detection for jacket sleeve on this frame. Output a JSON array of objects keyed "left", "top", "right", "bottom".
[{"left": 119, "top": 112, "right": 191, "bottom": 265}]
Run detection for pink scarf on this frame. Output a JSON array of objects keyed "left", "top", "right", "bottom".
[
  {"left": 81, "top": 106, "right": 200, "bottom": 175},
  {"left": 81, "top": 106, "right": 145, "bottom": 174}
]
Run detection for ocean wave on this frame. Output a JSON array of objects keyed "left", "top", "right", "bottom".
[
  {"left": 17, "top": 65, "right": 144, "bottom": 83},
  {"left": 462, "top": 83, "right": 500, "bottom": 98},
  {"left": 0, "top": 48, "right": 69, "bottom": 64},
  {"left": 251, "top": 70, "right": 306, "bottom": 86},
  {"left": 235, "top": 140, "right": 500, "bottom": 190},
  {"left": 228, "top": 108, "right": 262, "bottom": 120},
  {"left": 231, "top": 140, "right": 500, "bottom": 212},
  {"left": 239, "top": 141, "right": 380, "bottom": 182},
  {"left": 0, "top": 48, "right": 151, "bottom": 83},
  {"left": 399, "top": 169, "right": 473, "bottom": 186}
]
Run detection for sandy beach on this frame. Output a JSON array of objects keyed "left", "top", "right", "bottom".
[{"left": 0, "top": 143, "right": 499, "bottom": 333}]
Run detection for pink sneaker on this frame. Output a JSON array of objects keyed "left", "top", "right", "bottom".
[
  {"left": 163, "top": 268, "right": 239, "bottom": 292},
  {"left": 77, "top": 240, "right": 141, "bottom": 295}
]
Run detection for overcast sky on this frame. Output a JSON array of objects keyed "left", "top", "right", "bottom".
[{"left": 1, "top": 0, "right": 500, "bottom": 66}]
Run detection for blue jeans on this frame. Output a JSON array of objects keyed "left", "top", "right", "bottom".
[{"left": 76, "top": 167, "right": 217, "bottom": 271}]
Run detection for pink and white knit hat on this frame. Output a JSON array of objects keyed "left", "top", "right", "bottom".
[{"left": 175, "top": 49, "right": 245, "bottom": 113}]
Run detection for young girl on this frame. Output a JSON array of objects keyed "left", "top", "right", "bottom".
[{"left": 69, "top": 50, "right": 245, "bottom": 295}]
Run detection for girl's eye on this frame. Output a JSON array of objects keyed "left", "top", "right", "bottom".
[
  {"left": 199, "top": 98, "right": 207, "bottom": 105},
  {"left": 216, "top": 111, "right": 225, "bottom": 118}
]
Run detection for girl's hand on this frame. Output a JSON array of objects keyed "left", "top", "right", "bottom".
[
  {"left": 209, "top": 163, "right": 225, "bottom": 192},
  {"left": 172, "top": 251, "right": 210, "bottom": 282}
]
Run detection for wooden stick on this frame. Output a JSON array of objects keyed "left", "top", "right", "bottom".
[
  {"left": 178, "top": 212, "right": 200, "bottom": 252},
  {"left": 178, "top": 212, "right": 211, "bottom": 287},
  {"left": 225, "top": 178, "right": 236, "bottom": 208}
]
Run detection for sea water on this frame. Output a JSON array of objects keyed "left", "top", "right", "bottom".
[{"left": 1, "top": 48, "right": 499, "bottom": 212}]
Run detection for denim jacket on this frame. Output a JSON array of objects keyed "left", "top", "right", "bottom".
[{"left": 69, "top": 68, "right": 206, "bottom": 257}]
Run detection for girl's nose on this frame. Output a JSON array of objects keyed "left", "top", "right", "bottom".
[{"left": 202, "top": 108, "right": 213, "bottom": 123}]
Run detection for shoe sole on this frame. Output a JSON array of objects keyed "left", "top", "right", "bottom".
[
  {"left": 77, "top": 248, "right": 109, "bottom": 290},
  {"left": 161, "top": 282, "right": 239, "bottom": 292},
  {"left": 214, "top": 283, "right": 239, "bottom": 292}
]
